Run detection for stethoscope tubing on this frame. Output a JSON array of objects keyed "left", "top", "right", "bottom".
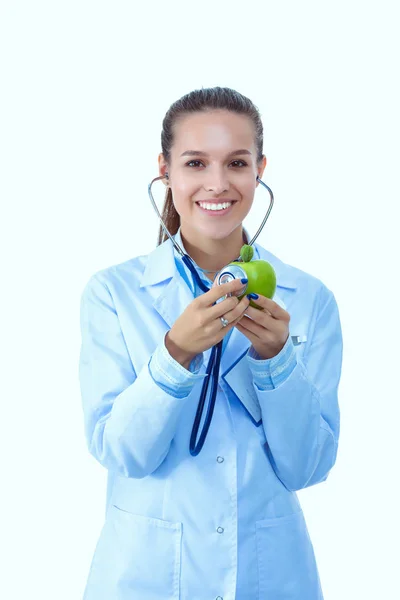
[{"left": 147, "top": 175, "right": 274, "bottom": 456}]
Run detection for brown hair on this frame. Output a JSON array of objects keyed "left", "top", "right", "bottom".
[{"left": 156, "top": 86, "right": 264, "bottom": 246}]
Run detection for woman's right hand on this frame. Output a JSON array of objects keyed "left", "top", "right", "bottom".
[{"left": 165, "top": 278, "right": 250, "bottom": 368}]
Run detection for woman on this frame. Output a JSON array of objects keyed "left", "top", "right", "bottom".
[{"left": 79, "top": 86, "right": 343, "bottom": 599}]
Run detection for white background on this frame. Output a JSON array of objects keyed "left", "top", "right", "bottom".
[{"left": 1, "top": 1, "right": 399, "bottom": 598}]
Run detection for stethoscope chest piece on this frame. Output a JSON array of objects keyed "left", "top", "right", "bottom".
[{"left": 214, "top": 264, "right": 249, "bottom": 304}]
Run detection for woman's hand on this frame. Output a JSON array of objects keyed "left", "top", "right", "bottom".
[
  {"left": 235, "top": 294, "right": 291, "bottom": 360},
  {"left": 166, "top": 278, "right": 250, "bottom": 367}
]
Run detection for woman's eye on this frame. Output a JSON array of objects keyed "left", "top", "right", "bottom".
[
  {"left": 231, "top": 160, "right": 247, "bottom": 167},
  {"left": 186, "top": 160, "right": 247, "bottom": 168}
]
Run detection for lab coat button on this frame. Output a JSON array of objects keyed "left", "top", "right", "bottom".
[
  {"left": 216, "top": 597, "right": 223, "bottom": 600},
  {"left": 217, "top": 526, "right": 224, "bottom": 533},
  {"left": 216, "top": 456, "right": 224, "bottom": 463}
]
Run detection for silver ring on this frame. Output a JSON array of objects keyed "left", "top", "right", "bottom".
[{"left": 220, "top": 316, "right": 229, "bottom": 328}]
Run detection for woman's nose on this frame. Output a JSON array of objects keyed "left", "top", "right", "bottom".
[{"left": 203, "top": 168, "right": 230, "bottom": 194}]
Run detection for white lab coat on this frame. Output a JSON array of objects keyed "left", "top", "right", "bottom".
[{"left": 78, "top": 235, "right": 343, "bottom": 599}]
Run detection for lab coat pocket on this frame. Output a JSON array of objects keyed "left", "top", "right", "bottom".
[
  {"left": 84, "top": 504, "right": 182, "bottom": 600},
  {"left": 256, "top": 510, "right": 322, "bottom": 600}
]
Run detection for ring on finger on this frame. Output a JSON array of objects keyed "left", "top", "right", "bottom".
[{"left": 220, "top": 316, "right": 229, "bottom": 328}]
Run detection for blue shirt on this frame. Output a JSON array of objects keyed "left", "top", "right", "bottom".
[{"left": 149, "top": 226, "right": 297, "bottom": 397}]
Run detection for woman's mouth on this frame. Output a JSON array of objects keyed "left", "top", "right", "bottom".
[{"left": 195, "top": 201, "right": 236, "bottom": 216}]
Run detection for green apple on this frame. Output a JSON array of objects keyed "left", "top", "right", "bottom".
[{"left": 232, "top": 244, "right": 276, "bottom": 309}]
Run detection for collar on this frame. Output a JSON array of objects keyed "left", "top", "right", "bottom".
[{"left": 140, "top": 227, "right": 297, "bottom": 290}]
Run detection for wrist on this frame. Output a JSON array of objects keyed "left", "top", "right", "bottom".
[{"left": 165, "top": 332, "right": 195, "bottom": 370}]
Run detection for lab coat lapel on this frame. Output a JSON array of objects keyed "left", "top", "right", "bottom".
[
  {"left": 219, "top": 287, "right": 290, "bottom": 424},
  {"left": 139, "top": 239, "right": 195, "bottom": 330},
  {"left": 153, "top": 276, "right": 195, "bottom": 331}
]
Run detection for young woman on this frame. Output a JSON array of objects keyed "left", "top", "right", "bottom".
[{"left": 79, "top": 86, "right": 343, "bottom": 599}]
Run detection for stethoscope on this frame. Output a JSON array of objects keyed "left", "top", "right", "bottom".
[{"left": 148, "top": 174, "right": 274, "bottom": 456}]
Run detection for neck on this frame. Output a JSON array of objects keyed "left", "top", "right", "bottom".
[{"left": 180, "top": 223, "right": 247, "bottom": 276}]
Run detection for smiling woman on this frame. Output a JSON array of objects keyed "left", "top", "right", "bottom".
[
  {"left": 79, "top": 86, "right": 343, "bottom": 600},
  {"left": 157, "top": 103, "right": 267, "bottom": 273}
]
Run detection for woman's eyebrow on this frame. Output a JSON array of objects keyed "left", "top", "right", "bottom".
[{"left": 180, "top": 149, "right": 252, "bottom": 158}]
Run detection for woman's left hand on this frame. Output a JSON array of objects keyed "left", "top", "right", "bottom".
[{"left": 234, "top": 294, "right": 291, "bottom": 360}]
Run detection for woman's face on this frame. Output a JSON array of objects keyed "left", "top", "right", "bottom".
[{"left": 159, "top": 109, "right": 267, "bottom": 241}]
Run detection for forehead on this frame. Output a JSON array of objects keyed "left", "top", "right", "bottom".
[{"left": 172, "top": 110, "right": 256, "bottom": 155}]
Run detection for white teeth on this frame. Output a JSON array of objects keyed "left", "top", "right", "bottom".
[{"left": 198, "top": 202, "right": 232, "bottom": 211}]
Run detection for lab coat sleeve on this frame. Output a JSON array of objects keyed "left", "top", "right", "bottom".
[
  {"left": 246, "top": 333, "right": 297, "bottom": 389},
  {"left": 78, "top": 274, "right": 201, "bottom": 479},
  {"left": 254, "top": 285, "right": 343, "bottom": 492},
  {"left": 148, "top": 333, "right": 206, "bottom": 398}
]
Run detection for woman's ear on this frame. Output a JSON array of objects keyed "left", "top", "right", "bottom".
[
  {"left": 158, "top": 153, "right": 169, "bottom": 186},
  {"left": 256, "top": 155, "right": 267, "bottom": 184}
]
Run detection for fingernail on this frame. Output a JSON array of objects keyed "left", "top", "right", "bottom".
[
  {"left": 247, "top": 293, "right": 259, "bottom": 299},
  {"left": 241, "top": 278, "right": 248, "bottom": 284}
]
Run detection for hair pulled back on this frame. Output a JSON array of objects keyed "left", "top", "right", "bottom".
[{"left": 157, "top": 86, "right": 264, "bottom": 246}]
